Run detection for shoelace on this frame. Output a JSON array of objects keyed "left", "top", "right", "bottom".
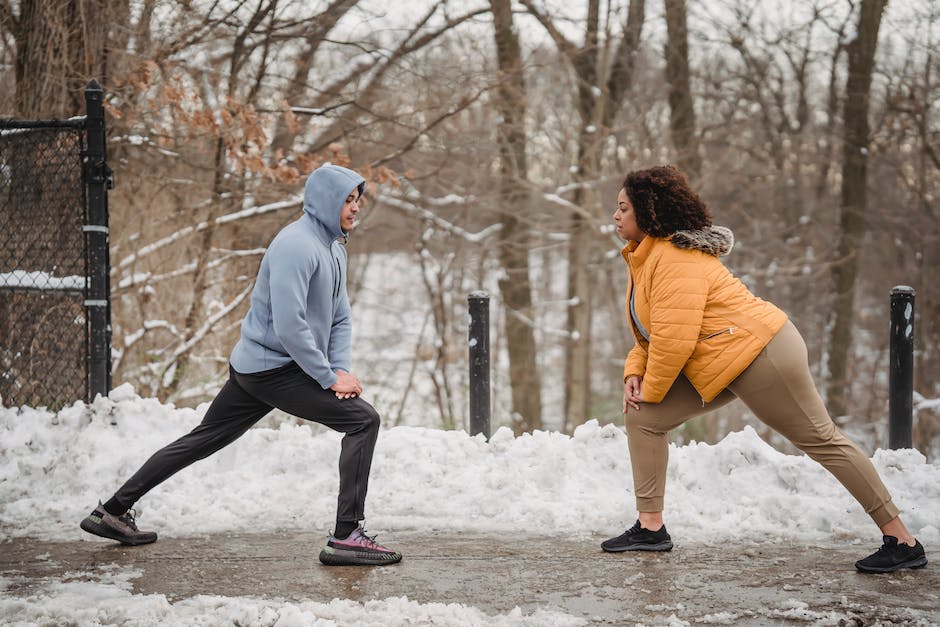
[
  {"left": 340, "top": 527, "right": 390, "bottom": 550},
  {"left": 869, "top": 539, "right": 905, "bottom": 560},
  {"left": 355, "top": 529, "right": 382, "bottom": 549},
  {"left": 118, "top": 509, "right": 141, "bottom": 531}
]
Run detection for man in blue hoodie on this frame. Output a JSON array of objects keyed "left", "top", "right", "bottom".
[{"left": 80, "top": 164, "right": 401, "bottom": 567}]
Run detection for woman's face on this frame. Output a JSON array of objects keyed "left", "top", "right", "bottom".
[{"left": 613, "top": 188, "right": 645, "bottom": 242}]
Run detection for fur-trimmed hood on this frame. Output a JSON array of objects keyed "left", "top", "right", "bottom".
[{"left": 669, "top": 225, "right": 734, "bottom": 257}]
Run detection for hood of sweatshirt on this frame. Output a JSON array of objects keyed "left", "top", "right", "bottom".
[
  {"left": 670, "top": 225, "right": 734, "bottom": 257},
  {"left": 302, "top": 164, "right": 366, "bottom": 240}
]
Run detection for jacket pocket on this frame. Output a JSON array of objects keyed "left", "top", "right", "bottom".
[{"left": 698, "top": 327, "right": 735, "bottom": 342}]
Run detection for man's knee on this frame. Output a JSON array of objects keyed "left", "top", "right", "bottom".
[{"left": 356, "top": 402, "right": 380, "bottom": 432}]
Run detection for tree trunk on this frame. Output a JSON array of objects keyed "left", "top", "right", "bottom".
[
  {"left": 489, "top": 0, "right": 542, "bottom": 434},
  {"left": 663, "top": 0, "right": 700, "bottom": 179},
  {"left": 826, "top": 0, "right": 888, "bottom": 417},
  {"left": 564, "top": 143, "right": 598, "bottom": 430},
  {"left": 521, "top": 0, "right": 644, "bottom": 430},
  {"left": 14, "top": 0, "right": 108, "bottom": 117},
  {"left": 562, "top": 0, "right": 600, "bottom": 430}
]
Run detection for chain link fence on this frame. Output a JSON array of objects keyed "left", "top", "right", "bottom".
[
  {"left": 0, "top": 123, "right": 87, "bottom": 409},
  {"left": 1, "top": 83, "right": 111, "bottom": 410}
]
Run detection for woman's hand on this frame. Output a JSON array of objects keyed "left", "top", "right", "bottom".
[{"left": 623, "top": 375, "right": 643, "bottom": 413}]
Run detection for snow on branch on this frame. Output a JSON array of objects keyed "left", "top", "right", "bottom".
[
  {"left": 379, "top": 194, "right": 501, "bottom": 244},
  {"left": 117, "top": 196, "right": 301, "bottom": 270},
  {"left": 116, "top": 247, "right": 266, "bottom": 290},
  {"left": 164, "top": 281, "right": 254, "bottom": 369},
  {"left": 507, "top": 308, "right": 576, "bottom": 339}
]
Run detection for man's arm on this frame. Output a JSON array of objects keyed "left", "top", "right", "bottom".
[
  {"left": 328, "top": 282, "right": 352, "bottom": 373},
  {"left": 267, "top": 238, "right": 337, "bottom": 389}
]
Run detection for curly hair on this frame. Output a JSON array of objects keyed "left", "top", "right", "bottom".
[{"left": 623, "top": 165, "right": 711, "bottom": 237}]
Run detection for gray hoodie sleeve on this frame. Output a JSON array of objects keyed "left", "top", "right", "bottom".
[
  {"left": 329, "top": 287, "right": 352, "bottom": 373},
  {"left": 328, "top": 244, "right": 352, "bottom": 371},
  {"left": 267, "top": 235, "right": 337, "bottom": 389}
]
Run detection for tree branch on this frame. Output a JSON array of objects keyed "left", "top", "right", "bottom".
[
  {"left": 604, "top": 0, "right": 645, "bottom": 125},
  {"left": 518, "top": 0, "right": 577, "bottom": 59},
  {"left": 369, "top": 86, "right": 488, "bottom": 168},
  {"left": 307, "top": 4, "right": 490, "bottom": 153}
]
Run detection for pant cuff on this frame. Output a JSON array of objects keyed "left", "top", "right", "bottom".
[
  {"left": 636, "top": 497, "right": 664, "bottom": 512},
  {"left": 868, "top": 499, "right": 900, "bottom": 528}
]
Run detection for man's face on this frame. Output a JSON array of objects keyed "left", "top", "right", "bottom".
[{"left": 340, "top": 190, "right": 361, "bottom": 233}]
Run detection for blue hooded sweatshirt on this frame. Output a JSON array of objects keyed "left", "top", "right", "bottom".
[{"left": 229, "top": 164, "right": 365, "bottom": 389}]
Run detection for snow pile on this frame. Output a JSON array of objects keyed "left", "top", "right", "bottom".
[
  {"left": 0, "top": 571, "right": 584, "bottom": 627},
  {"left": 1, "top": 384, "right": 938, "bottom": 545}
]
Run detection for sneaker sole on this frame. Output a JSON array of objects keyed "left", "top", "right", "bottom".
[
  {"left": 855, "top": 556, "right": 927, "bottom": 573},
  {"left": 602, "top": 541, "right": 674, "bottom": 553},
  {"left": 318, "top": 546, "right": 402, "bottom": 566},
  {"left": 80, "top": 518, "right": 157, "bottom": 546}
]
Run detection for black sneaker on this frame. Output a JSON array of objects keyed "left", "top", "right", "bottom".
[
  {"left": 80, "top": 501, "right": 158, "bottom": 545},
  {"left": 855, "top": 536, "right": 927, "bottom": 573},
  {"left": 318, "top": 527, "right": 402, "bottom": 566},
  {"left": 602, "top": 520, "right": 673, "bottom": 552}
]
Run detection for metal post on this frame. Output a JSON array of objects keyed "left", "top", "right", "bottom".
[
  {"left": 468, "top": 291, "right": 491, "bottom": 440},
  {"left": 888, "top": 286, "right": 915, "bottom": 450},
  {"left": 84, "top": 79, "right": 112, "bottom": 401}
]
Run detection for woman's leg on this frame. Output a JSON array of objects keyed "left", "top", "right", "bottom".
[
  {"left": 626, "top": 375, "right": 736, "bottom": 518},
  {"left": 727, "top": 320, "right": 905, "bottom": 535}
]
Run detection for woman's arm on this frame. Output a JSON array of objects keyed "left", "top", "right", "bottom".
[{"left": 640, "top": 254, "right": 708, "bottom": 402}]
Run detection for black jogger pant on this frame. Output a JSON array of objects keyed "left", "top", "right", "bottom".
[{"left": 111, "top": 362, "right": 380, "bottom": 523}]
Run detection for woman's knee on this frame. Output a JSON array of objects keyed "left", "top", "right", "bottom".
[{"left": 625, "top": 409, "right": 665, "bottom": 436}]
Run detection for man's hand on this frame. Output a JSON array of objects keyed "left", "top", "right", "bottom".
[
  {"left": 331, "top": 370, "right": 362, "bottom": 400},
  {"left": 623, "top": 375, "right": 643, "bottom": 413}
]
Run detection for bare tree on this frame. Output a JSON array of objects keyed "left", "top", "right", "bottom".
[
  {"left": 489, "top": 0, "right": 541, "bottom": 434},
  {"left": 664, "top": 0, "right": 700, "bottom": 179},
  {"left": 522, "top": 0, "right": 645, "bottom": 429},
  {"left": 827, "top": 0, "right": 889, "bottom": 417},
  {"left": 6, "top": 0, "right": 114, "bottom": 117}
]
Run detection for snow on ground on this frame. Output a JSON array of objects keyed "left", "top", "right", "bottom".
[
  {"left": 0, "top": 570, "right": 584, "bottom": 627},
  {"left": 2, "top": 384, "right": 938, "bottom": 544},
  {"left": 2, "top": 385, "right": 939, "bottom": 625}
]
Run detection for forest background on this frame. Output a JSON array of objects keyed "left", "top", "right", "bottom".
[{"left": 1, "top": 0, "right": 937, "bottom": 457}]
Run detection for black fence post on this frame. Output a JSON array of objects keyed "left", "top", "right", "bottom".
[
  {"left": 468, "top": 291, "right": 491, "bottom": 440},
  {"left": 889, "top": 285, "right": 915, "bottom": 450},
  {"left": 84, "top": 79, "right": 112, "bottom": 402}
]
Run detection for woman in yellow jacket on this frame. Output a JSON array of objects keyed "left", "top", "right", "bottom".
[{"left": 603, "top": 165, "right": 927, "bottom": 573}]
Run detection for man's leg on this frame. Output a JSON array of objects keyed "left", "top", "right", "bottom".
[
  {"left": 232, "top": 363, "right": 398, "bottom": 566},
  {"left": 108, "top": 373, "right": 273, "bottom": 512},
  {"left": 81, "top": 371, "right": 272, "bottom": 544},
  {"left": 232, "top": 363, "right": 380, "bottom": 528}
]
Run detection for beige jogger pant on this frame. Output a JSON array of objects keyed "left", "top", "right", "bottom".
[{"left": 625, "top": 320, "right": 900, "bottom": 527}]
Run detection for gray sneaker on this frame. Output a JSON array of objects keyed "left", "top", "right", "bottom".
[
  {"left": 319, "top": 528, "right": 402, "bottom": 566},
  {"left": 80, "top": 501, "right": 157, "bottom": 545}
]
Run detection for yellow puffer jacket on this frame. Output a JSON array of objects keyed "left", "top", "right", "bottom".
[{"left": 622, "top": 227, "right": 788, "bottom": 403}]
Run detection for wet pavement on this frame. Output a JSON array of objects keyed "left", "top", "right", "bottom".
[{"left": 1, "top": 531, "right": 938, "bottom": 625}]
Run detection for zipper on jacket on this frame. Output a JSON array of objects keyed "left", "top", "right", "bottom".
[{"left": 698, "top": 327, "right": 736, "bottom": 341}]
